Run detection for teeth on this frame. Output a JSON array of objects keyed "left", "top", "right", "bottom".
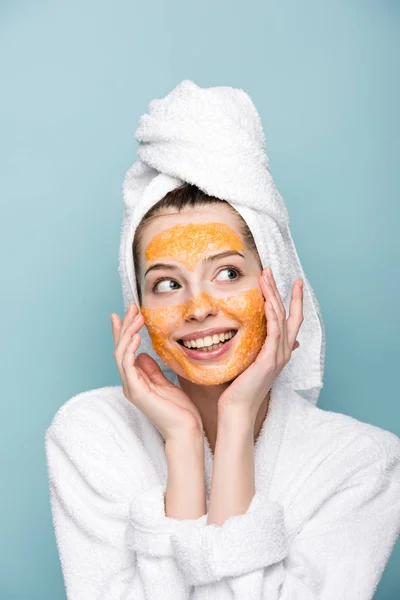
[
  {"left": 182, "top": 330, "right": 235, "bottom": 349},
  {"left": 200, "top": 342, "right": 224, "bottom": 351}
]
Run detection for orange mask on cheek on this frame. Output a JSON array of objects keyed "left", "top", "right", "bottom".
[{"left": 141, "top": 222, "right": 267, "bottom": 385}]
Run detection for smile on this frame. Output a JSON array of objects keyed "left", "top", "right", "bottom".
[{"left": 176, "top": 330, "right": 238, "bottom": 361}]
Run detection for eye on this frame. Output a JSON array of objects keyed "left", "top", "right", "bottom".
[
  {"left": 215, "top": 266, "right": 244, "bottom": 282},
  {"left": 152, "top": 278, "right": 181, "bottom": 293}
]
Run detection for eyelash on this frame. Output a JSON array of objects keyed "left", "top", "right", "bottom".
[{"left": 151, "top": 265, "right": 245, "bottom": 293}]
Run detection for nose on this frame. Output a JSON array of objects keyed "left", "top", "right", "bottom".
[{"left": 182, "top": 292, "right": 218, "bottom": 321}]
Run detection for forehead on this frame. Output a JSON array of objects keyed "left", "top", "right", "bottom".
[
  {"left": 139, "top": 205, "right": 245, "bottom": 272},
  {"left": 141, "top": 204, "right": 241, "bottom": 245}
]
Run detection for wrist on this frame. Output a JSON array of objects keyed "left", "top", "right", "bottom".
[
  {"left": 218, "top": 405, "right": 256, "bottom": 434},
  {"left": 165, "top": 430, "right": 206, "bottom": 520},
  {"left": 165, "top": 428, "right": 204, "bottom": 452}
]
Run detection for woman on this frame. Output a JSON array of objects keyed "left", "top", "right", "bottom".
[{"left": 45, "top": 80, "right": 400, "bottom": 600}]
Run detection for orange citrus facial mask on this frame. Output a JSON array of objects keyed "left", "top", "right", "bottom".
[{"left": 141, "top": 222, "right": 267, "bottom": 385}]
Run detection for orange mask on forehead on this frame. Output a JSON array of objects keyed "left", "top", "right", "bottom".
[
  {"left": 141, "top": 222, "right": 267, "bottom": 385},
  {"left": 145, "top": 222, "right": 245, "bottom": 270}
]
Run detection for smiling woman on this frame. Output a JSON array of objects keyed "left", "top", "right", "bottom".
[{"left": 45, "top": 80, "right": 400, "bottom": 600}]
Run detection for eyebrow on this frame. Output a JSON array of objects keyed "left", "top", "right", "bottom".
[{"left": 144, "top": 250, "right": 246, "bottom": 277}]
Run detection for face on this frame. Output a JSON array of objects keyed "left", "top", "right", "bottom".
[{"left": 138, "top": 205, "right": 267, "bottom": 385}]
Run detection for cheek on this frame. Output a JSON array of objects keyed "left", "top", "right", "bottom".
[
  {"left": 218, "top": 287, "right": 267, "bottom": 355},
  {"left": 219, "top": 287, "right": 265, "bottom": 327},
  {"left": 140, "top": 305, "right": 182, "bottom": 341},
  {"left": 140, "top": 304, "right": 186, "bottom": 369}
]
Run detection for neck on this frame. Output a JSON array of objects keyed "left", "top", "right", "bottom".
[{"left": 177, "top": 375, "right": 271, "bottom": 455}]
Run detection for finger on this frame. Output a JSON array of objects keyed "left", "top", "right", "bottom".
[
  {"left": 121, "top": 332, "right": 142, "bottom": 381},
  {"left": 135, "top": 353, "right": 170, "bottom": 386},
  {"left": 119, "top": 303, "right": 140, "bottom": 342},
  {"left": 261, "top": 275, "right": 287, "bottom": 368},
  {"left": 259, "top": 300, "right": 281, "bottom": 367},
  {"left": 111, "top": 304, "right": 135, "bottom": 349},
  {"left": 260, "top": 274, "right": 281, "bottom": 318},
  {"left": 115, "top": 312, "right": 144, "bottom": 357},
  {"left": 281, "top": 303, "right": 289, "bottom": 363},
  {"left": 120, "top": 335, "right": 144, "bottom": 404},
  {"left": 114, "top": 313, "right": 144, "bottom": 369},
  {"left": 266, "top": 270, "right": 291, "bottom": 361},
  {"left": 266, "top": 270, "right": 292, "bottom": 362},
  {"left": 281, "top": 282, "right": 298, "bottom": 363},
  {"left": 260, "top": 274, "right": 284, "bottom": 340},
  {"left": 287, "top": 279, "right": 304, "bottom": 349},
  {"left": 265, "top": 280, "right": 288, "bottom": 366},
  {"left": 264, "top": 268, "right": 286, "bottom": 317},
  {"left": 110, "top": 314, "right": 119, "bottom": 347}
]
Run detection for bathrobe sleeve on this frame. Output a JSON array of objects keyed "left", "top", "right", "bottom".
[
  {"left": 45, "top": 401, "right": 207, "bottom": 600},
  {"left": 151, "top": 432, "right": 399, "bottom": 600}
]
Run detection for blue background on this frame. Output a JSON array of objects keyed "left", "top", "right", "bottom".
[{"left": 1, "top": 1, "right": 399, "bottom": 597}]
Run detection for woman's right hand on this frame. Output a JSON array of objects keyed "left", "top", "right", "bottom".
[{"left": 111, "top": 302, "right": 204, "bottom": 443}]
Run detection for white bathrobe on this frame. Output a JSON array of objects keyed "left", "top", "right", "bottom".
[{"left": 45, "top": 378, "right": 400, "bottom": 599}]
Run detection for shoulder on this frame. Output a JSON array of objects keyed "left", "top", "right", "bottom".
[
  {"left": 46, "top": 385, "right": 153, "bottom": 443},
  {"left": 46, "top": 385, "right": 130, "bottom": 430},
  {"left": 45, "top": 385, "right": 165, "bottom": 473},
  {"left": 283, "top": 389, "right": 400, "bottom": 480},
  {"left": 288, "top": 389, "right": 399, "bottom": 447},
  {"left": 276, "top": 391, "right": 400, "bottom": 532},
  {"left": 45, "top": 386, "right": 166, "bottom": 500}
]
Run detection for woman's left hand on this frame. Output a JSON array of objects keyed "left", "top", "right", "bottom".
[{"left": 217, "top": 267, "right": 304, "bottom": 422}]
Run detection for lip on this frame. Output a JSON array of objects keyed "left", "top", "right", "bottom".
[
  {"left": 176, "top": 326, "right": 238, "bottom": 342},
  {"left": 176, "top": 330, "right": 238, "bottom": 361}
]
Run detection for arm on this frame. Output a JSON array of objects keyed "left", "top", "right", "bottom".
[
  {"left": 45, "top": 400, "right": 205, "bottom": 600},
  {"left": 166, "top": 431, "right": 400, "bottom": 600},
  {"left": 206, "top": 410, "right": 255, "bottom": 526},
  {"left": 165, "top": 432, "right": 206, "bottom": 520}
]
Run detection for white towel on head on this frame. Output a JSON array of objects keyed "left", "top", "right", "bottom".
[{"left": 119, "top": 79, "right": 326, "bottom": 405}]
